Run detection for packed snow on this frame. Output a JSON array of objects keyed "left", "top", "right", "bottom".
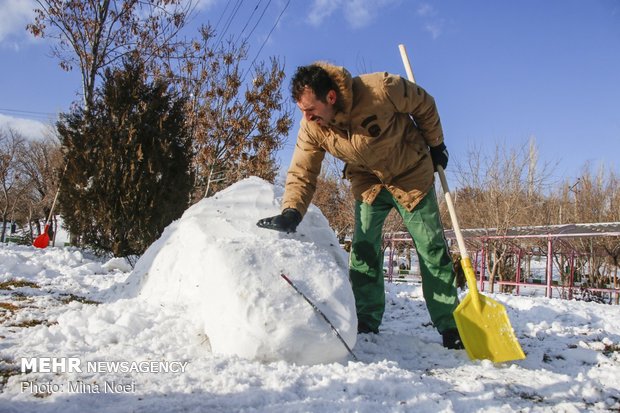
[
  {"left": 124, "top": 177, "right": 357, "bottom": 364},
  {"left": 0, "top": 177, "right": 619, "bottom": 412}
]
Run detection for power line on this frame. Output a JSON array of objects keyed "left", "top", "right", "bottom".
[
  {"left": 214, "top": 0, "right": 244, "bottom": 50},
  {"left": 0, "top": 108, "right": 58, "bottom": 120},
  {"left": 212, "top": 0, "right": 231, "bottom": 33},
  {"left": 241, "top": 0, "right": 271, "bottom": 47},
  {"left": 242, "top": 0, "right": 290, "bottom": 83},
  {"left": 233, "top": 0, "right": 263, "bottom": 47}
]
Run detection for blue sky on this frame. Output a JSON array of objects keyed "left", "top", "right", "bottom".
[{"left": 1, "top": 0, "right": 619, "bottom": 186}]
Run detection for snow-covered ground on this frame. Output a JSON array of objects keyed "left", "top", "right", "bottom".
[{"left": 1, "top": 178, "right": 619, "bottom": 412}]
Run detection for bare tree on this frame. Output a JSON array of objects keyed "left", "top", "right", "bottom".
[
  {"left": 450, "top": 140, "right": 554, "bottom": 292},
  {"left": 559, "top": 165, "right": 620, "bottom": 290},
  {"left": 16, "top": 135, "right": 63, "bottom": 240},
  {"left": 28, "top": 0, "right": 194, "bottom": 110},
  {"left": 0, "top": 130, "right": 27, "bottom": 241},
  {"left": 169, "top": 27, "right": 293, "bottom": 199}
]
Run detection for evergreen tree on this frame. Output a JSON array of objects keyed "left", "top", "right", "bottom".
[{"left": 58, "top": 58, "right": 193, "bottom": 257}]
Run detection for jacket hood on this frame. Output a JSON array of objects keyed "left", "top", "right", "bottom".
[{"left": 313, "top": 61, "right": 353, "bottom": 127}]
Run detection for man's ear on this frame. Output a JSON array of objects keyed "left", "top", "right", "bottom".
[{"left": 326, "top": 90, "right": 337, "bottom": 105}]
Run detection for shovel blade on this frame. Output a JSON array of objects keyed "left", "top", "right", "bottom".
[
  {"left": 33, "top": 225, "right": 50, "bottom": 249},
  {"left": 33, "top": 234, "right": 49, "bottom": 248},
  {"left": 454, "top": 293, "right": 526, "bottom": 363}
]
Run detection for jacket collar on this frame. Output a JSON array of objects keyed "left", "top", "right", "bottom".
[{"left": 314, "top": 62, "right": 353, "bottom": 130}]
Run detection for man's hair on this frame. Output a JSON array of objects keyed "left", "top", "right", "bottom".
[{"left": 290, "top": 65, "right": 337, "bottom": 103}]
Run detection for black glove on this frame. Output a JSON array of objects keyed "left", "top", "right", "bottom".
[
  {"left": 256, "top": 208, "right": 302, "bottom": 233},
  {"left": 429, "top": 142, "right": 449, "bottom": 171}
]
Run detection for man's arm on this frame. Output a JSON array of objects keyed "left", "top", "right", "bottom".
[
  {"left": 383, "top": 73, "right": 448, "bottom": 170},
  {"left": 281, "top": 123, "right": 326, "bottom": 216},
  {"left": 382, "top": 73, "right": 444, "bottom": 147},
  {"left": 256, "top": 122, "right": 325, "bottom": 233}
]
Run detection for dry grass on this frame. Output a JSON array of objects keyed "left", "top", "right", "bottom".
[
  {"left": 0, "top": 280, "right": 40, "bottom": 290},
  {"left": 0, "top": 302, "right": 19, "bottom": 312},
  {"left": 0, "top": 357, "right": 21, "bottom": 391},
  {"left": 58, "top": 293, "right": 100, "bottom": 305},
  {"left": 8, "top": 319, "right": 58, "bottom": 328}
]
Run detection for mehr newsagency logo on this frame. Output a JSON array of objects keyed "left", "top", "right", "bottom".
[{"left": 19, "top": 357, "right": 189, "bottom": 395}]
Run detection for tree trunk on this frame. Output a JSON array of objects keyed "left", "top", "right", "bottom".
[{"left": 1, "top": 213, "right": 7, "bottom": 243}]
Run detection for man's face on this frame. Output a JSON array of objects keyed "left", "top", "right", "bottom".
[{"left": 296, "top": 87, "right": 336, "bottom": 127}]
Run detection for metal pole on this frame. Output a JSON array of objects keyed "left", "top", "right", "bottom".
[
  {"left": 614, "top": 267, "right": 620, "bottom": 305},
  {"left": 546, "top": 237, "right": 554, "bottom": 298},
  {"left": 569, "top": 252, "right": 575, "bottom": 300},
  {"left": 388, "top": 237, "right": 395, "bottom": 283},
  {"left": 516, "top": 249, "right": 522, "bottom": 296},
  {"left": 481, "top": 240, "right": 487, "bottom": 292}
]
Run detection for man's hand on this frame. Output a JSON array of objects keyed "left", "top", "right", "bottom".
[
  {"left": 256, "top": 208, "right": 302, "bottom": 233},
  {"left": 429, "top": 142, "right": 449, "bottom": 171}
]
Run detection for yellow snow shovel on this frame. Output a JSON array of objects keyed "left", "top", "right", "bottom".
[
  {"left": 437, "top": 167, "right": 525, "bottom": 362},
  {"left": 399, "top": 44, "right": 526, "bottom": 363}
]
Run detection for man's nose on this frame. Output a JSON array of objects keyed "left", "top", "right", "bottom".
[{"left": 303, "top": 111, "right": 313, "bottom": 121}]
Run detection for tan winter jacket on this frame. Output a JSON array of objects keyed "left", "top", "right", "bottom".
[{"left": 282, "top": 62, "right": 444, "bottom": 216}]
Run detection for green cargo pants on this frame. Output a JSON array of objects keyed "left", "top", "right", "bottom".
[{"left": 349, "top": 188, "right": 459, "bottom": 333}]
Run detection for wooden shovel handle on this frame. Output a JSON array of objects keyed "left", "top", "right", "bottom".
[
  {"left": 398, "top": 44, "right": 481, "bottom": 301},
  {"left": 44, "top": 163, "right": 68, "bottom": 226},
  {"left": 437, "top": 166, "right": 481, "bottom": 302}
]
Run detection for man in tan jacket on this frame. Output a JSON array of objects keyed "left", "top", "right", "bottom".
[{"left": 258, "top": 63, "right": 463, "bottom": 349}]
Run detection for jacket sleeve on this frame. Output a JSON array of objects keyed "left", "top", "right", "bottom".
[
  {"left": 281, "top": 121, "right": 326, "bottom": 216},
  {"left": 382, "top": 73, "right": 444, "bottom": 147}
]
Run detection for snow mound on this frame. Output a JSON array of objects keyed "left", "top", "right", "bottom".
[
  {"left": 125, "top": 177, "right": 357, "bottom": 364},
  {"left": 102, "top": 257, "right": 133, "bottom": 273}
]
